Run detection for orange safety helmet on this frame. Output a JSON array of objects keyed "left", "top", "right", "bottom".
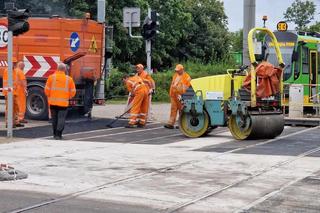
[
  {"left": 175, "top": 64, "right": 184, "bottom": 72},
  {"left": 136, "top": 64, "right": 144, "bottom": 70}
]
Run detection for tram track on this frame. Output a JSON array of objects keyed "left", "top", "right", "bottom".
[
  {"left": 166, "top": 137, "right": 320, "bottom": 212},
  {"left": 7, "top": 126, "right": 318, "bottom": 213}
]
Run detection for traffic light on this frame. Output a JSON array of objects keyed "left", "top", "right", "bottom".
[
  {"left": 8, "top": 9, "right": 30, "bottom": 36},
  {"left": 141, "top": 10, "right": 159, "bottom": 40}
]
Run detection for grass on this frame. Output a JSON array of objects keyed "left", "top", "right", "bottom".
[{"left": 106, "top": 60, "right": 239, "bottom": 103}]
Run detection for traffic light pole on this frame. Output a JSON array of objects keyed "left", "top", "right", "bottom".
[
  {"left": 7, "top": 31, "right": 13, "bottom": 138},
  {"left": 146, "top": 8, "right": 152, "bottom": 74}
]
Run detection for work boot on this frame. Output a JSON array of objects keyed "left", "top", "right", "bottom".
[
  {"left": 125, "top": 124, "right": 136, "bottom": 128},
  {"left": 164, "top": 124, "right": 174, "bottom": 129},
  {"left": 137, "top": 123, "right": 145, "bottom": 128},
  {"left": 20, "top": 119, "right": 28, "bottom": 124},
  {"left": 15, "top": 123, "right": 24, "bottom": 127},
  {"left": 87, "top": 112, "right": 92, "bottom": 120},
  {"left": 5, "top": 125, "right": 16, "bottom": 129}
]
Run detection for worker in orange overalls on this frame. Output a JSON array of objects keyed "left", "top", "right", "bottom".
[
  {"left": 3, "top": 58, "right": 24, "bottom": 127},
  {"left": 45, "top": 63, "right": 76, "bottom": 140},
  {"left": 135, "top": 64, "right": 155, "bottom": 120},
  {"left": 16, "top": 61, "right": 28, "bottom": 124},
  {"left": 123, "top": 74, "right": 149, "bottom": 128},
  {"left": 164, "top": 64, "right": 191, "bottom": 129}
]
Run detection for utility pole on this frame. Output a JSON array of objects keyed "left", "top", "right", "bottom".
[
  {"left": 95, "top": 0, "right": 107, "bottom": 105},
  {"left": 146, "top": 8, "right": 152, "bottom": 73},
  {"left": 243, "top": 0, "right": 256, "bottom": 66}
]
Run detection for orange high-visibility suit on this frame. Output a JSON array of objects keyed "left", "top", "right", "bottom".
[
  {"left": 45, "top": 70, "right": 76, "bottom": 138},
  {"left": 243, "top": 61, "right": 282, "bottom": 98},
  {"left": 3, "top": 68, "right": 20, "bottom": 125},
  {"left": 125, "top": 75, "right": 149, "bottom": 126},
  {"left": 168, "top": 72, "right": 191, "bottom": 126},
  {"left": 136, "top": 70, "right": 155, "bottom": 119},
  {"left": 45, "top": 71, "right": 76, "bottom": 107},
  {"left": 16, "top": 68, "right": 27, "bottom": 121}
]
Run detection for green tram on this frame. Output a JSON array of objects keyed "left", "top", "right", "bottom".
[{"left": 266, "top": 31, "right": 320, "bottom": 110}]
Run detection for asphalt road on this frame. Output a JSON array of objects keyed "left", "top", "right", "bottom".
[{"left": 1, "top": 112, "right": 320, "bottom": 213}]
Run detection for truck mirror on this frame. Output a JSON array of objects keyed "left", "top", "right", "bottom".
[
  {"left": 292, "top": 51, "right": 298, "bottom": 62},
  {"left": 105, "top": 51, "right": 113, "bottom": 59}
]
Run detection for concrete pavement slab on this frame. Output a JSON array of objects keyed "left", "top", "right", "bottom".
[{"left": 0, "top": 126, "right": 319, "bottom": 212}]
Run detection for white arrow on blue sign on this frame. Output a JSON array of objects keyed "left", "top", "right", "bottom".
[{"left": 70, "top": 32, "right": 80, "bottom": 52}]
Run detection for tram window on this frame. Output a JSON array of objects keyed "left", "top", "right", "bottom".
[
  {"left": 294, "top": 46, "right": 301, "bottom": 80},
  {"left": 318, "top": 54, "right": 320, "bottom": 75},
  {"left": 302, "top": 47, "right": 309, "bottom": 74}
]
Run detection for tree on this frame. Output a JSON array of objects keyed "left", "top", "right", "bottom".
[
  {"left": 12, "top": 0, "right": 231, "bottom": 69},
  {"left": 284, "top": 0, "right": 316, "bottom": 30},
  {"left": 229, "top": 30, "right": 243, "bottom": 52},
  {"left": 308, "top": 22, "right": 320, "bottom": 32},
  {"left": 176, "top": 0, "right": 230, "bottom": 63}
]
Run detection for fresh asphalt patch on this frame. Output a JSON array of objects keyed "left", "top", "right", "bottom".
[
  {"left": 249, "top": 171, "right": 320, "bottom": 212},
  {"left": 0, "top": 118, "right": 128, "bottom": 138},
  {"left": 0, "top": 190, "right": 158, "bottom": 213},
  {"left": 194, "top": 127, "right": 308, "bottom": 153},
  {"left": 194, "top": 127, "right": 320, "bottom": 158},
  {"left": 234, "top": 127, "right": 320, "bottom": 157}
]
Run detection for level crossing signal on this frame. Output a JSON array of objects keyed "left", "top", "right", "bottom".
[
  {"left": 142, "top": 10, "right": 159, "bottom": 40},
  {"left": 8, "top": 9, "right": 30, "bottom": 36}
]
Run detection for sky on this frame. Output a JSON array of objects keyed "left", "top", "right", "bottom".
[{"left": 223, "top": 0, "right": 320, "bottom": 32}]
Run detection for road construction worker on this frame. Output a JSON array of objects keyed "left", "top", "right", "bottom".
[
  {"left": 164, "top": 64, "right": 191, "bottom": 129},
  {"left": 45, "top": 63, "right": 76, "bottom": 140},
  {"left": 135, "top": 64, "right": 155, "bottom": 120},
  {"left": 3, "top": 59, "right": 24, "bottom": 127},
  {"left": 16, "top": 61, "right": 28, "bottom": 124},
  {"left": 123, "top": 74, "right": 149, "bottom": 128}
]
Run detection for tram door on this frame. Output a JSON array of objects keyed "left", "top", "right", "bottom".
[{"left": 309, "top": 51, "right": 318, "bottom": 102}]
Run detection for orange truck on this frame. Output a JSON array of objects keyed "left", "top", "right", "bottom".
[{"left": 0, "top": 16, "right": 106, "bottom": 119}]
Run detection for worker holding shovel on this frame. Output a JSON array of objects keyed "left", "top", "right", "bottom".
[{"left": 123, "top": 74, "right": 149, "bottom": 128}]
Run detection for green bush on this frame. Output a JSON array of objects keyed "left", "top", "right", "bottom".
[{"left": 106, "top": 61, "right": 238, "bottom": 102}]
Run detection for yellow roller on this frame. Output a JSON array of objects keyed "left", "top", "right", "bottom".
[{"left": 179, "top": 111, "right": 210, "bottom": 138}]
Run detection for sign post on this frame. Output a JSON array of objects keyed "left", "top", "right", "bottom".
[
  {"left": 7, "top": 30, "right": 13, "bottom": 138},
  {"left": 146, "top": 8, "right": 152, "bottom": 73}
]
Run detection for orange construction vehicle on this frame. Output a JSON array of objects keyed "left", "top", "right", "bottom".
[{"left": 0, "top": 15, "right": 107, "bottom": 119}]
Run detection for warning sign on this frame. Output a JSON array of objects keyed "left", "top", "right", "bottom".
[
  {"left": 0, "top": 24, "right": 8, "bottom": 49},
  {"left": 89, "top": 35, "right": 97, "bottom": 53},
  {"left": 277, "top": 21, "right": 288, "bottom": 32}
]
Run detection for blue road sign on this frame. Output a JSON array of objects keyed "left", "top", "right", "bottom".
[{"left": 70, "top": 32, "right": 80, "bottom": 52}]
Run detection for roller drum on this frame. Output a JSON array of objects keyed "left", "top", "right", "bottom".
[
  {"left": 228, "top": 114, "right": 284, "bottom": 140},
  {"left": 248, "top": 114, "right": 284, "bottom": 139}
]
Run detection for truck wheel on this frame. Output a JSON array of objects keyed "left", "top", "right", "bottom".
[{"left": 26, "top": 87, "right": 48, "bottom": 120}]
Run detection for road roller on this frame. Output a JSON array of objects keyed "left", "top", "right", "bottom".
[{"left": 179, "top": 27, "right": 286, "bottom": 140}]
